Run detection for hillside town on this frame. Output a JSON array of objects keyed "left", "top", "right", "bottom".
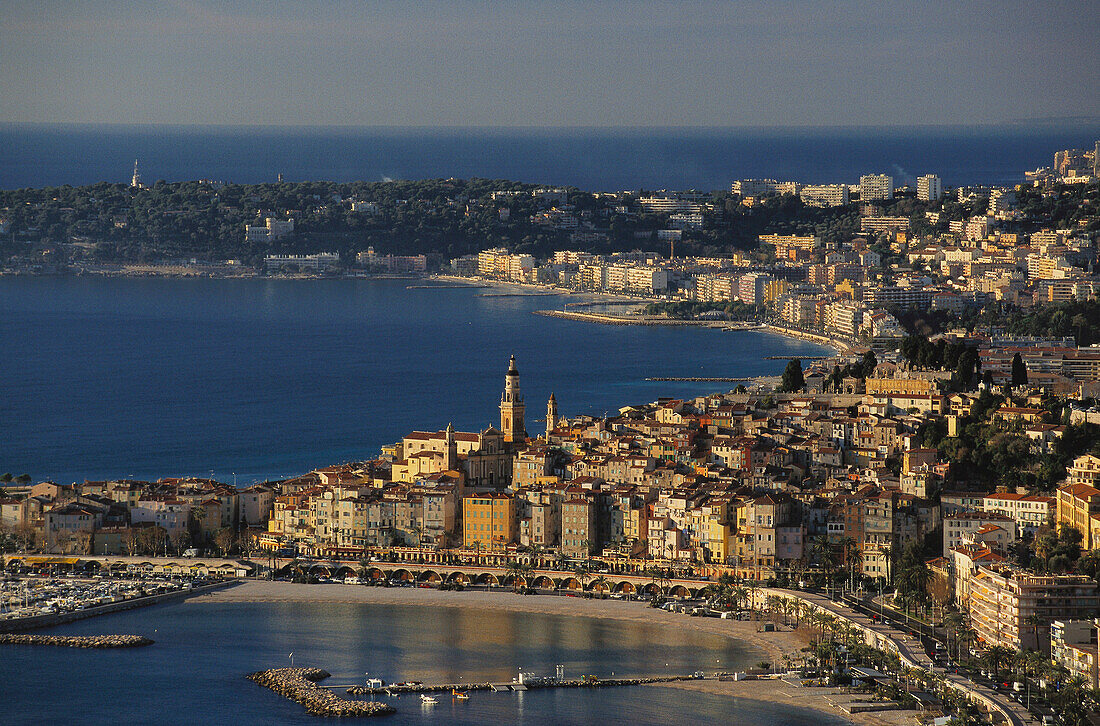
[{"left": 3, "top": 142, "right": 1100, "bottom": 721}]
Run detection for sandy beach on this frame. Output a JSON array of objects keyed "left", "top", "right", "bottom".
[{"left": 189, "top": 581, "right": 923, "bottom": 725}]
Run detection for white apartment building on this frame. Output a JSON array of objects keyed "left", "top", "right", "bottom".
[
  {"left": 800, "top": 184, "right": 850, "bottom": 207},
  {"left": 859, "top": 174, "right": 894, "bottom": 201},
  {"left": 827, "top": 302, "right": 864, "bottom": 337},
  {"left": 917, "top": 174, "right": 943, "bottom": 201},
  {"left": 981, "top": 493, "right": 1054, "bottom": 536},
  {"left": 264, "top": 253, "right": 340, "bottom": 271}
]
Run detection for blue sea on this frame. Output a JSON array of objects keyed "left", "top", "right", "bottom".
[
  {"left": 0, "top": 599, "right": 848, "bottom": 726},
  {"left": 0, "top": 277, "right": 830, "bottom": 485},
  {"left": 1, "top": 122, "right": 1097, "bottom": 190}
]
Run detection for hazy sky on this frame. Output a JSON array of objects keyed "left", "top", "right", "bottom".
[{"left": 2, "top": 0, "right": 1098, "bottom": 128}]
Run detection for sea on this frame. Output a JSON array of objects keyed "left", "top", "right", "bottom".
[
  {"left": 1, "top": 122, "right": 1098, "bottom": 190},
  {"left": 0, "top": 599, "right": 850, "bottom": 726},
  {"left": 0, "top": 277, "right": 831, "bottom": 485}
]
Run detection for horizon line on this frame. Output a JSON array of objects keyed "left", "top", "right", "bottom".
[{"left": 2, "top": 119, "right": 1099, "bottom": 133}]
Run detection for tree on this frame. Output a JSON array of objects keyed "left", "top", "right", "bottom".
[
  {"left": 780, "top": 359, "right": 805, "bottom": 392},
  {"left": 1010, "top": 352, "right": 1028, "bottom": 387},
  {"left": 213, "top": 527, "right": 236, "bottom": 556},
  {"left": 895, "top": 541, "right": 930, "bottom": 610}
]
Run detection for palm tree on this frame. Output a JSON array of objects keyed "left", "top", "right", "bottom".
[
  {"left": 591, "top": 575, "right": 610, "bottom": 596},
  {"left": 731, "top": 586, "right": 748, "bottom": 611},
  {"left": 942, "top": 612, "right": 967, "bottom": 661},
  {"left": 505, "top": 560, "right": 525, "bottom": 592},
  {"left": 1023, "top": 613, "right": 1045, "bottom": 650},
  {"left": 573, "top": 563, "right": 592, "bottom": 592},
  {"left": 982, "top": 645, "right": 1013, "bottom": 681}
]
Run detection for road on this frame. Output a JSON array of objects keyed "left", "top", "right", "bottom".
[{"left": 763, "top": 588, "right": 1035, "bottom": 726}]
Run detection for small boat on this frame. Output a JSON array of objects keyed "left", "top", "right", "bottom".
[
  {"left": 453, "top": 691, "right": 470, "bottom": 700},
  {"left": 420, "top": 695, "right": 438, "bottom": 704}
]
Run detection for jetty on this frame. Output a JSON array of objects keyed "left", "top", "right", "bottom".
[
  {"left": 644, "top": 376, "right": 776, "bottom": 383},
  {"left": 247, "top": 667, "right": 396, "bottom": 718},
  {"left": 344, "top": 674, "right": 696, "bottom": 698},
  {"left": 0, "top": 633, "right": 153, "bottom": 648},
  {"left": 476, "top": 291, "right": 558, "bottom": 297}
]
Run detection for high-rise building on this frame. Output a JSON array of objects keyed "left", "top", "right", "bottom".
[
  {"left": 859, "top": 174, "right": 894, "bottom": 201},
  {"left": 917, "top": 174, "right": 942, "bottom": 201}
]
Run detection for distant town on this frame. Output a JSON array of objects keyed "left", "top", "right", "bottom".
[{"left": 4, "top": 141, "right": 1100, "bottom": 724}]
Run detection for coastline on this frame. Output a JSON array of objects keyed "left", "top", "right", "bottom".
[{"left": 188, "top": 581, "right": 919, "bottom": 725}]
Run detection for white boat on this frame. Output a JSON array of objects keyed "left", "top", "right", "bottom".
[{"left": 420, "top": 694, "right": 438, "bottom": 704}]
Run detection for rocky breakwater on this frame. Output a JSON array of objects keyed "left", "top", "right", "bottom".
[
  {"left": 0, "top": 634, "right": 154, "bottom": 648},
  {"left": 247, "top": 668, "right": 395, "bottom": 718}
]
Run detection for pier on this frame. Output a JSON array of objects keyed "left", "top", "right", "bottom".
[
  {"left": 644, "top": 376, "right": 776, "bottom": 383},
  {"left": 343, "top": 674, "right": 698, "bottom": 697}
]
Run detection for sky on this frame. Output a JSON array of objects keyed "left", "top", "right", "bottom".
[{"left": 1, "top": 0, "right": 1098, "bottom": 128}]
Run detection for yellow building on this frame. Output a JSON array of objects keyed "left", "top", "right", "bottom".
[
  {"left": 865, "top": 376, "right": 936, "bottom": 396},
  {"left": 462, "top": 493, "right": 516, "bottom": 550},
  {"left": 1057, "top": 483, "right": 1100, "bottom": 550}
]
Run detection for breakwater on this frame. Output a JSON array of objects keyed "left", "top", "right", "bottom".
[
  {"left": 248, "top": 668, "right": 396, "bottom": 718},
  {"left": 345, "top": 674, "right": 696, "bottom": 697},
  {"left": 536, "top": 310, "right": 709, "bottom": 326},
  {"left": 0, "top": 633, "right": 153, "bottom": 648},
  {"left": 645, "top": 376, "right": 775, "bottom": 383}
]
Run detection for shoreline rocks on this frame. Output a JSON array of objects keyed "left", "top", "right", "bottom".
[
  {"left": 0, "top": 634, "right": 153, "bottom": 648},
  {"left": 247, "top": 667, "right": 395, "bottom": 718}
]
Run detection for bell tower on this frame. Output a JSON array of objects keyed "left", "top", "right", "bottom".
[
  {"left": 444, "top": 422, "right": 458, "bottom": 471},
  {"left": 500, "top": 355, "right": 526, "bottom": 443},
  {"left": 546, "top": 393, "right": 558, "bottom": 438}
]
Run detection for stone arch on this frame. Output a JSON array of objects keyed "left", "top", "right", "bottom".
[
  {"left": 334, "top": 565, "right": 357, "bottom": 578},
  {"left": 308, "top": 563, "right": 331, "bottom": 576},
  {"left": 560, "top": 577, "right": 581, "bottom": 590},
  {"left": 419, "top": 570, "right": 441, "bottom": 583},
  {"left": 669, "top": 585, "right": 689, "bottom": 598},
  {"left": 533, "top": 575, "right": 554, "bottom": 589},
  {"left": 447, "top": 571, "right": 469, "bottom": 584},
  {"left": 641, "top": 582, "right": 662, "bottom": 596},
  {"left": 614, "top": 581, "right": 636, "bottom": 594},
  {"left": 392, "top": 568, "right": 412, "bottom": 582},
  {"left": 475, "top": 572, "right": 499, "bottom": 586},
  {"left": 367, "top": 567, "right": 385, "bottom": 581}
]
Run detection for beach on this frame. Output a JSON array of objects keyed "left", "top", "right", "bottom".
[{"left": 190, "top": 581, "right": 922, "bottom": 726}]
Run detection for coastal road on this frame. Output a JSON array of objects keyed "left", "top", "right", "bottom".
[{"left": 766, "top": 588, "right": 1033, "bottom": 726}]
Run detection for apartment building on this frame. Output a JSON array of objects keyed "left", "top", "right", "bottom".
[
  {"left": 981, "top": 492, "right": 1054, "bottom": 536},
  {"left": 859, "top": 174, "right": 893, "bottom": 201},
  {"left": 969, "top": 566, "right": 1100, "bottom": 649},
  {"left": 917, "top": 174, "right": 943, "bottom": 202}
]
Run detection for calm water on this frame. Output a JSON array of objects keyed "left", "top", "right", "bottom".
[
  {"left": 2, "top": 123, "right": 1098, "bottom": 190},
  {"left": 0, "top": 277, "right": 830, "bottom": 484},
  {"left": 0, "top": 599, "right": 848, "bottom": 726}
]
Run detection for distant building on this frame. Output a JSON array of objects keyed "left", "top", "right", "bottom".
[
  {"left": 799, "top": 184, "right": 849, "bottom": 207},
  {"left": 264, "top": 252, "right": 339, "bottom": 271},
  {"left": 917, "top": 174, "right": 942, "bottom": 201},
  {"left": 859, "top": 174, "right": 893, "bottom": 201},
  {"left": 246, "top": 217, "right": 295, "bottom": 243}
]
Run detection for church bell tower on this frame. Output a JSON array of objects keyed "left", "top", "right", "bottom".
[
  {"left": 546, "top": 393, "right": 558, "bottom": 438},
  {"left": 500, "top": 355, "right": 526, "bottom": 443}
]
